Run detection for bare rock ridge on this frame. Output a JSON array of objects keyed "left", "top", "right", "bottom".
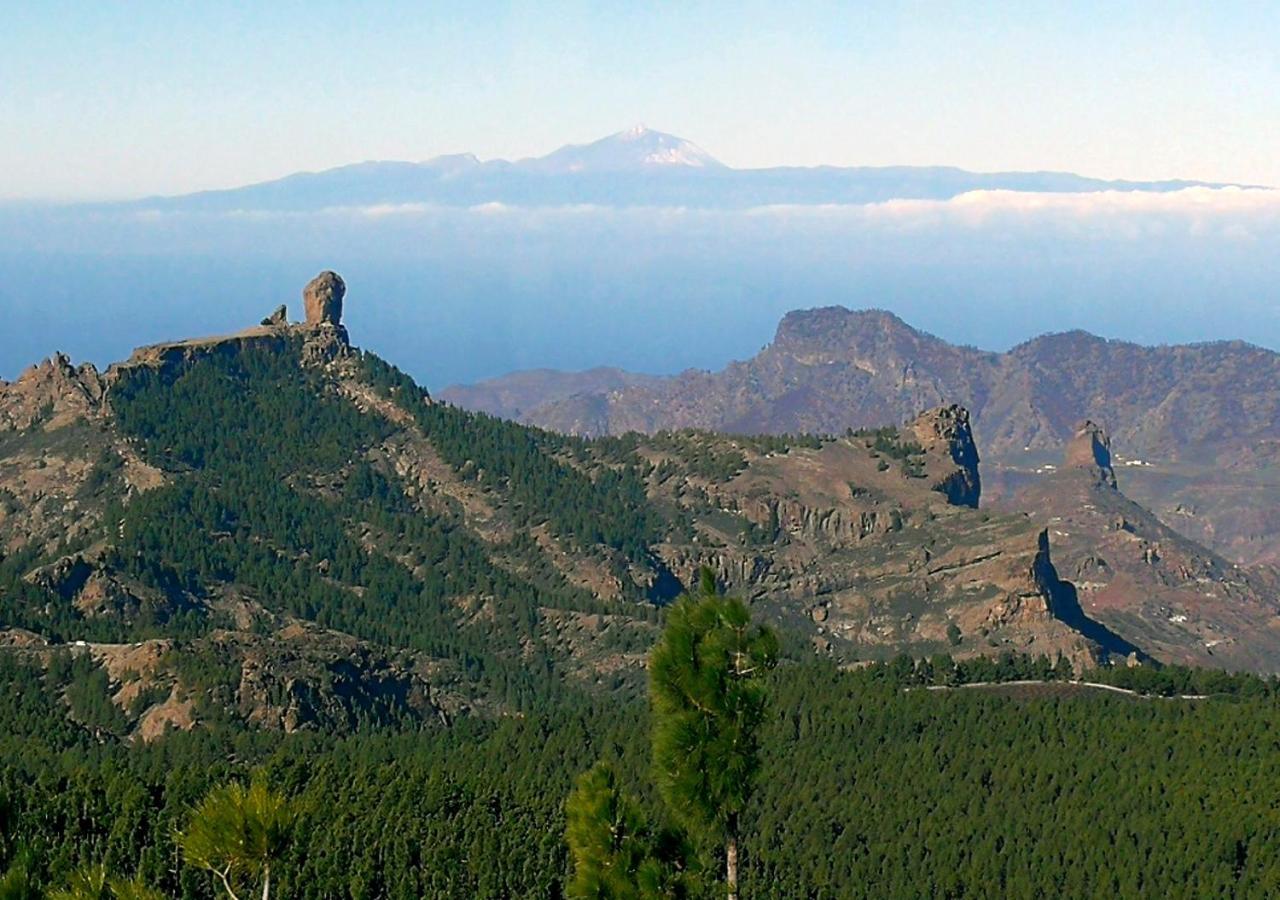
[
  {"left": 261, "top": 304, "right": 288, "bottom": 327},
  {"left": 122, "top": 270, "right": 351, "bottom": 372},
  {"left": 0, "top": 352, "right": 106, "bottom": 430}
]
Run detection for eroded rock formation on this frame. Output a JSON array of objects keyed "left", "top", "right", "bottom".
[
  {"left": 1064, "top": 420, "right": 1117, "bottom": 488},
  {"left": 0, "top": 353, "right": 105, "bottom": 431},
  {"left": 911, "top": 404, "right": 982, "bottom": 508},
  {"left": 261, "top": 304, "right": 288, "bottom": 327},
  {"left": 303, "top": 271, "right": 345, "bottom": 327}
]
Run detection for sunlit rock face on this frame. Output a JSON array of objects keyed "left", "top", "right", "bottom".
[{"left": 303, "top": 271, "right": 345, "bottom": 328}]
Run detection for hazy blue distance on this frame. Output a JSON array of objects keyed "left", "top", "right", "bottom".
[{"left": 2, "top": 198, "right": 1276, "bottom": 390}]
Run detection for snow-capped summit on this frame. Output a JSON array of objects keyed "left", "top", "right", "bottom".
[{"left": 518, "top": 126, "right": 724, "bottom": 173}]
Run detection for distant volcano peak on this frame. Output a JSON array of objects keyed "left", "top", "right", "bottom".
[{"left": 520, "top": 126, "right": 724, "bottom": 173}]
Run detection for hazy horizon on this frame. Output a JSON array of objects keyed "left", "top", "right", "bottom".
[
  {"left": 4, "top": 4, "right": 1278, "bottom": 388},
  {"left": 4, "top": 4, "right": 1279, "bottom": 201}
]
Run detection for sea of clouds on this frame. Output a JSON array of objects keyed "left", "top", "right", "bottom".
[{"left": 1, "top": 186, "right": 1277, "bottom": 386}]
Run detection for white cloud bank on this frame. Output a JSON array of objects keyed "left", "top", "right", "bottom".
[
  {"left": 333, "top": 186, "right": 1280, "bottom": 242},
  {"left": 749, "top": 187, "right": 1280, "bottom": 241}
]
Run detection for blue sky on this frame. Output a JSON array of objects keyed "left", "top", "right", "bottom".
[{"left": 3, "top": 2, "right": 1278, "bottom": 199}]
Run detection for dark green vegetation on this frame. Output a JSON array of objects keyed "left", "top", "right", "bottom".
[
  {"left": 5, "top": 337, "right": 1280, "bottom": 897},
  {"left": 643, "top": 431, "right": 826, "bottom": 484},
  {"left": 647, "top": 574, "right": 777, "bottom": 899},
  {"left": 1, "top": 344, "right": 680, "bottom": 712},
  {"left": 358, "top": 353, "right": 669, "bottom": 563},
  {"left": 565, "top": 764, "right": 699, "bottom": 900},
  {"left": 5, "top": 652, "right": 1280, "bottom": 897},
  {"left": 566, "top": 574, "right": 777, "bottom": 899}
]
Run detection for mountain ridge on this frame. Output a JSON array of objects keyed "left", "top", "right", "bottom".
[
  {"left": 441, "top": 306, "right": 1280, "bottom": 568},
  {"left": 6, "top": 275, "right": 1168, "bottom": 741},
  {"left": 100, "top": 126, "right": 1256, "bottom": 212}
]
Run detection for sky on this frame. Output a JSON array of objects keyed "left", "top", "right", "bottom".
[{"left": 3, "top": 1, "right": 1279, "bottom": 200}]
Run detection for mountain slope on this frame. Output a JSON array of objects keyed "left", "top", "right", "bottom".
[
  {"left": 443, "top": 307, "right": 1280, "bottom": 567},
  {"left": 994, "top": 422, "right": 1280, "bottom": 671},
  {"left": 1, "top": 275, "right": 1167, "bottom": 740}
]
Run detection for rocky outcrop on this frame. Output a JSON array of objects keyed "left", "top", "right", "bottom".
[
  {"left": 120, "top": 330, "right": 297, "bottom": 376},
  {"left": 261, "top": 304, "right": 288, "bottom": 327},
  {"left": 25, "top": 551, "right": 166, "bottom": 619},
  {"left": 303, "top": 271, "right": 345, "bottom": 327},
  {"left": 1064, "top": 420, "right": 1116, "bottom": 487},
  {"left": 1003, "top": 427, "right": 1280, "bottom": 671},
  {"left": 910, "top": 405, "right": 981, "bottom": 508},
  {"left": 0, "top": 352, "right": 106, "bottom": 431},
  {"left": 634, "top": 430, "right": 1118, "bottom": 667},
  {"left": 300, "top": 271, "right": 351, "bottom": 365},
  {"left": 115, "top": 274, "right": 355, "bottom": 377}
]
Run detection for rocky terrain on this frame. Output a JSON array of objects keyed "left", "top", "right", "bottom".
[
  {"left": 993, "top": 422, "right": 1280, "bottom": 671},
  {"left": 441, "top": 307, "right": 1280, "bottom": 567},
  {"left": 0, "top": 274, "right": 1182, "bottom": 743}
]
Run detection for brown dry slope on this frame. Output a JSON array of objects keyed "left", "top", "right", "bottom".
[
  {"left": 635, "top": 408, "right": 1136, "bottom": 668},
  {"left": 997, "top": 421, "right": 1280, "bottom": 671},
  {"left": 441, "top": 307, "right": 1280, "bottom": 567}
]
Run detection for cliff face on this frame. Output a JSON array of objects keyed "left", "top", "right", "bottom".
[
  {"left": 1000, "top": 422, "right": 1280, "bottom": 672},
  {"left": 1063, "top": 420, "right": 1117, "bottom": 487},
  {"left": 910, "top": 404, "right": 982, "bottom": 508}
]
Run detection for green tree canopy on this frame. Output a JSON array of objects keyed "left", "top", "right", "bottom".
[
  {"left": 565, "top": 763, "right": 699, "bottom": 900},
  {"left": 176, "top": 778, "right": 297, "bottom": 900},
  {"left": 46, "top": 865, "right": 163, "bottom": 900},
  {"left": 649, "top": 569, "right": 777, "bottom": 899}
]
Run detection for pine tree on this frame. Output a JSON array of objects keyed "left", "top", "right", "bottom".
[
  {"left": 0, "top": 858, "right": 40, "bottom": 900},
  {"left": 565, "top": 763, "right": 698, "bottom": 899},
  {"left": 176, "top": 778, "right": 298, "bottom": 900},
  {"left": 649, "top": 568, "right": 777, "bottom": 900},
  {"left": 46, "top": 866, "right": 163, "bottom": 900}
]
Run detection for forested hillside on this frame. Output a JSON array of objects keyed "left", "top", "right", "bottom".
[
  {"left": 4, "top": 287, "right": 1280, "bottom": 897},
  {"left": 0, "top": 307, "right": 1139, "bottom": 745},
  {"left": 4, "top": 654, "right": 1280, "bottom": 897}
]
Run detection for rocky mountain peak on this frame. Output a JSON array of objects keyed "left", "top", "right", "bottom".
[
  {"left": 1064, "top": 420, "right": 1117, "bottom": 488},
  {"left": 520, "top": 127, "right": 724, "bottom": 173},
  {"left": 773, "top": 307, "right": 920, "bottom": 351},
  {"left": 300, "top": 271, "right": 351, "bottom": 365},
  {"left": 909, "top": 404, "right": 982, "bottom": 508},
  {"left": 261, "top": 304, "right": 288, "bottom": 327},
  {"left": 1, "top": 352, "right": 105, "bottom": 431}
]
